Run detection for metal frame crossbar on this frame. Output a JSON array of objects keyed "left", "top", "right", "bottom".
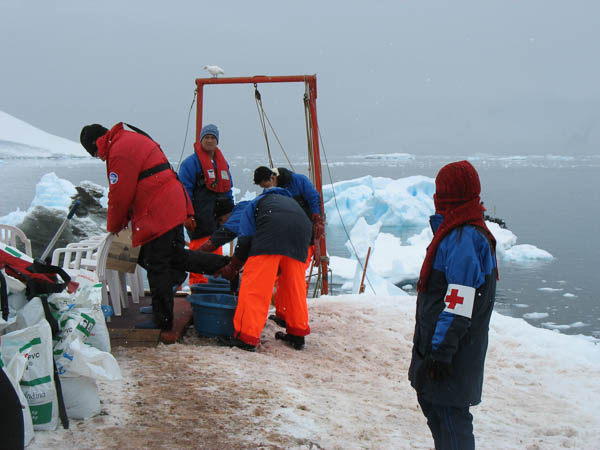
[{"left": 194, "top": 74, "right": 329, "bottom": 294}]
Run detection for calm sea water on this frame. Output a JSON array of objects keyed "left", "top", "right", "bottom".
[{"left": 1, "top": 154, "right": 598, "bottom": 338}]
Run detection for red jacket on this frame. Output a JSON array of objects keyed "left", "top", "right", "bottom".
[{"left": 96, "top": 123, "right": 193, "bottom": 247}]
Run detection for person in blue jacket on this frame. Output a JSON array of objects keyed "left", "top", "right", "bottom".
[
  {"left": 214, "top": 187, "right": 313, "bottom": 351},
  {"left": 178, "top": 124, "right": 234, "bottom": 285},
  {"left": 408, "top": 160, "right": 498, "bottom": 450},
  {"left": 253, "top": 166, "right": 325, "bottom": 327},
  {"left": 253, "top": 166, "right": 321, "bottom": 219}
]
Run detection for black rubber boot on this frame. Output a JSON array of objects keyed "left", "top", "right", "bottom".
[
  {"left": 275, "top": 331, "right": 305, "bottom": 350},
  {"left": 217, "top": 335, "right": 257, "bottom": 352},
  {"left": 268, "top": 314, "right": 287, "bottom": 328}
]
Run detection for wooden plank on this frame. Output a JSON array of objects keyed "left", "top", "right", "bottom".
[
  {"left": 106, "top": 295, "right": 192, "bottom": 346},
  {"left": 109, "top": 328, "right": 160, "bottom": 348}
]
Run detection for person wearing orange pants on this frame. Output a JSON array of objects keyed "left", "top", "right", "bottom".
[
  {"left": 234, "top": 254, "right": 309, "bottom": 347},
  {"left": 215, "top": 187, "right": 313, "bottom": 351},
  {"left": 253, "top": 166, "right": 325, "bottom": 327},
  {"left": 271, "top": 245, "right": 314, "bottom": 327}
]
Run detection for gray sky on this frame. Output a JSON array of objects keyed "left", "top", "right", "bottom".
[{"left": 1, "top": 0, "right": 599, "bottom": 160}]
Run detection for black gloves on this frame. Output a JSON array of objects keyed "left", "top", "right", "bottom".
[
  {"left": 425, "top": 356, "right": 453, "bottom": 382},
  {"left": 214, "top": 255, "right": 245, "bottom": 281},
  {"left": 197, "top": 239, "right": 217, "bottom": 253}
]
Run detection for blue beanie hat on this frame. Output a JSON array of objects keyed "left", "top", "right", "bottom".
[{"left": 200, "top": 124, "right": 219, "bottom": 143}]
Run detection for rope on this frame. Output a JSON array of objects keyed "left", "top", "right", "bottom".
[
  {"left": 312, "top": 263, "right": 322, "bottom": 298},
  {"left": 176, "top": 89, "right": 197, "bottom": 172},
  {"left": 316, "top": 120, "right": 376, "bottom": 295},
  {"left": 254, "top": 85, "right": 274, "bottom": 168},
  {"left": 254, "top": 84, "right": 295, "bottom": 170},
  {"left": 264, "top": 110, "right": 294, "bottom": 171},
  {"left": 303, "top": 88, "right": 315, "bottom": 183}
]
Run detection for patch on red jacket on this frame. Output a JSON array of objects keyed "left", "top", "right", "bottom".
[{"left": 109, "top": 172, "right": 119, "bottom": 184}]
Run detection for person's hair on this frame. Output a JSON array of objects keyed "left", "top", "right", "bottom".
[
  {"left": 80, "top": 124, "right": 108, "bottom": 157},
  {"left": 253, "top": 166, "right": 276, "bottom": 185}
]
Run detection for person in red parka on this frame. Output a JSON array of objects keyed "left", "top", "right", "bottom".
[{"left": 80, "top": 122, "right": 229, "bottom": 330}]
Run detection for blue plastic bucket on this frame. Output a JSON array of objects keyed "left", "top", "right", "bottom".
[
  {"left": 187, "top": 293, "right": 237, "bottom": 337},
  {"left": 190, "top": 283, "right": 232, "bottom": 294},
  {"left": 204, "top": 275, "right": 230, "bottom": 285}
]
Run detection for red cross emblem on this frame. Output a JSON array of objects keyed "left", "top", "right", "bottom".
[{"left": 445, "top": 289, "right": 464, "bottom": 309}]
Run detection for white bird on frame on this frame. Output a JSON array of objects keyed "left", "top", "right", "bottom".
[{"left": 204, "top": 65, "right": 225, "bottom": 77}]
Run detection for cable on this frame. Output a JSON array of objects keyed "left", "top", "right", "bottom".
[
  {"left": 254, "top": 85, "right": 294, "bottom": 171},
  {"left": 317, "top": 123, "right": 376, "bottom": 295},
  {"left": 254, "top": 85, "right": 274, "bottom": 168},
  {"left": 175, "top": 89, "right": 197, "bottom": 172},
  {"left": 263, "top": 109, "right": 294, "bottom": 171},
  {"left": 303, "top": 89, "right": 314, "bottom": 183}
]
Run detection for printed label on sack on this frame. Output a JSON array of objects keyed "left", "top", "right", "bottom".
[
  {"left": 28, "top": 401, "right": 53, "bottom": 425},
  {"left": 109, "top": 172, "right": 119, "bottom": 184}
]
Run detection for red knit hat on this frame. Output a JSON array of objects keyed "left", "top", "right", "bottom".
[
  {"left": 417, "top": 160, "right": 497, "bottom": 292},
  {"left": 434, "top": 160, "right": 481, "bottom": 216}
]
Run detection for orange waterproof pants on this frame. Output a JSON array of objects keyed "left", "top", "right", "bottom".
[
  {"left": 188, "top": 236, "right": 223, "bottom": 285},
  {"left": 234, "top": 254, "right": 310, "bottom": 346},
  {"left": 272, "top": 245, "right": 314, "bottom": 321}
]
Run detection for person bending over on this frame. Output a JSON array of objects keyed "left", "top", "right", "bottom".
[
  {"left": 253, "top": 166, "right": 325, "bottom": 327},
  {"left": 214, "top": 187, "right": 312, "bottom": 352}
]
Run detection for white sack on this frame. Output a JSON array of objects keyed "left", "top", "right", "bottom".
[
  {"left": 59, "top": 338, "right": 121, "bottom": 381},
  {"left": 60, "top": 376, "right": 101, "bottom": 419},
  {"left": 1, "top": 320, "right": 59, "bottom": 430}
]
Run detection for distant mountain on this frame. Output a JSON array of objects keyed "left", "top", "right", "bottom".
[{"left": 0, "top": 110, "right": 84, "bottom": 158}]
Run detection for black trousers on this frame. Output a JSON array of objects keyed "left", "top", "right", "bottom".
[
  {"left": 138, "top": 225, "right": 229, "bottom": 329},
  {"left": 0, "top": 368, "right": 24, "bottom": 449},
  {"left": 417, "top": 394, "right": 475, "bottom": 450}
]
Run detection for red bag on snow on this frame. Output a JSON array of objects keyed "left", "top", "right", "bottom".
[{"left": 0, "top": 247, "right": 71, "bottom": 320}]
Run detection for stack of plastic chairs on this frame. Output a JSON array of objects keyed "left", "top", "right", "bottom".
[
  {"left": 51, "top": 234, "right": 107, "bottom": 272},
  {"left": 94, "top": 233, "right": 145, "bottom": 316},
  {"left": 51, "top": 234, "right": 145, "bottom": 317},
  {"left": 0, "top": 224, "right": 33, "bottom": 257}
]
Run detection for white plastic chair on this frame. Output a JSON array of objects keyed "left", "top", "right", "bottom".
[
  {"left": 52, "top": 235, "right": 107, "bottom": 272},
  {"left": 0, "top": 224, "right": 32, "bottom": 257},
  {"left": 94, "top": 233, "right": 144, "bottom": 316},
  {"left": 52, "top": 233, "right": 144, "bottom": 317}
]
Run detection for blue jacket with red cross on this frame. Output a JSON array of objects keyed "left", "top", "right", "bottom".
[{"left": 408, "top": 213, "right": 497, "bottom": 407}]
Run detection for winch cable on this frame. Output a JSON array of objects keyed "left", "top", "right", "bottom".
[
  {"left": 303, "top": 91, "right": 314, "bottom": 181},
  {"left": 254, "top": 84, "right": 295, "bottom": 171},
  {"left": 315, "top": 119, "right": 376, "bottom": 295},
  {"left": 175, "top": 89, "right": 197, "bottom": 172},
  {"left": 254, "top": 84, "right": 274, "bottom": 168}
]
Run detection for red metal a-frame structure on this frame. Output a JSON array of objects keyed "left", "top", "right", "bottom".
[{"left": 194, "top": 75, "right": 329, "bottom": 294}]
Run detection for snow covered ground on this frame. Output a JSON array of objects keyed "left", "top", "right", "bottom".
[{"left": 28, "top": 294, "right": 600, "bottom": 449}]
